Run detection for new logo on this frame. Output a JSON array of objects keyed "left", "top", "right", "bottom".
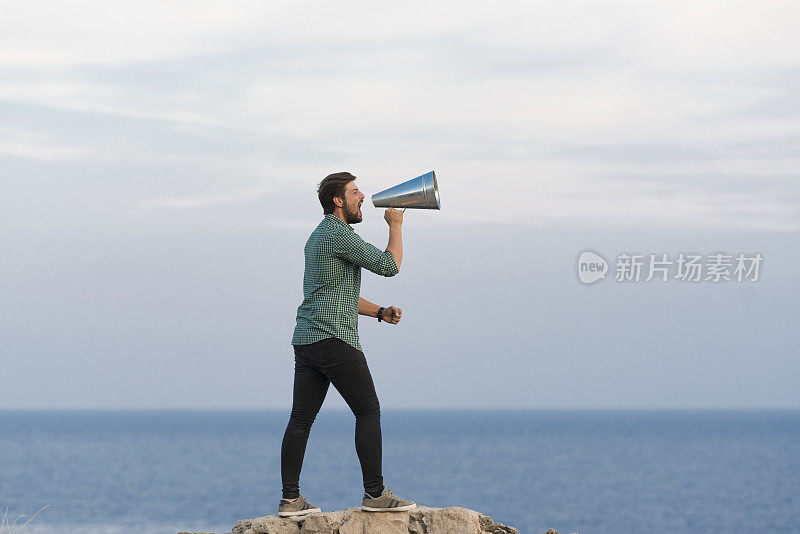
[{"left": 577, "top": 250, "right": 609, "bottom": 284}]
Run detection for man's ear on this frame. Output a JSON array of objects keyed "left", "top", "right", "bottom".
[{"left": 333, "top": 196, "right": 344, "bottom": 208}]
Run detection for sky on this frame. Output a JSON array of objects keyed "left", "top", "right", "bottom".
[{"left": 1, "top": 0, "right": 798, "bottom": 409}]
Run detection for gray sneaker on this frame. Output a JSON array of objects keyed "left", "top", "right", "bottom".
[
  {"left": 361, "top": 487, "right": 417, "bottom": 512},
  {"left": 278, "top": 494, "right": 321, "bottom": 517}
]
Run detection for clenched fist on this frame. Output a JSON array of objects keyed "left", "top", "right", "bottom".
[
  {"left": 381, "top": 306, "right": 402, "bottom": 325},
  {"left": 384, "top": 207, "right": 404, "bottom": 227}
]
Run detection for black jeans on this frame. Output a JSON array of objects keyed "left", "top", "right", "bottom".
[{"left": 281, "top": 337, "right": 383, "bottom": 499}]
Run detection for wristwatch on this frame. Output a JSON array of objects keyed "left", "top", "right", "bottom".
[{"left": 377, "top": 307, "right": 385, "bottom": 322}]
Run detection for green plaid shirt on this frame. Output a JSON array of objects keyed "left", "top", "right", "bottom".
[{"left": 292, "top": 214, "right": 398, "bottom": 351}]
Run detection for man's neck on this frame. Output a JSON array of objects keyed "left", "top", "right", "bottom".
[{"left": 331, "top": 209, "right": 347, "bottom": 223}]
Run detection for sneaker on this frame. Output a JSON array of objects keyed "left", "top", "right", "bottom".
[
  {"left": 278, "top": 494, "right": 321, "bottom": 517},
  {"left": 361, "top": 487, "right": 416, "bottom": 512}
]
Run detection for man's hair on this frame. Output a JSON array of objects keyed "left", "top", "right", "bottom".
[{"left": 318, "top": 172, "right": 356, "bottom": 214}]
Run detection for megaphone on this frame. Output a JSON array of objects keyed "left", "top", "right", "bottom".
[{"left": 372, "top": 171, "right": 441, "bottom": 210}]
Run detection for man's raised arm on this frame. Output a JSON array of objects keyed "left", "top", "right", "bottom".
[{"left": 384, "top": 207, "right": 404, "bottom": 269}]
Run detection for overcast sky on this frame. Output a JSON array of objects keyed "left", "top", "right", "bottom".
[{"left": 1, "top": 0, "right": 798, "bottom": 409}]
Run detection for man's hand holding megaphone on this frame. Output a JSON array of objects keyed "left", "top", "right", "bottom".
[{"left": 384, "top": 206, "right": 405, "bottom": 226}]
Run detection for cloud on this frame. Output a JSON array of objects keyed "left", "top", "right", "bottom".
[
  {"left": 0, "top": 126, "right": 93, "bottom": 161},
  {"left": 131, "top": 185, "right": 274, "bottom": 214},
  {"left": 2, "top": 0, "right": 799, "bottom": 235},
  {"left": 0, "top": 141, "right": 92, "bottom": 162},
  {"left": 263, "top": 216, "right": 318, "bottom": 230},
  {"left": 551, "top": 144, "right": 715, "bottom": 164},
  {"left": 0, "top": 1, "right": 280, "bottom": 67}
]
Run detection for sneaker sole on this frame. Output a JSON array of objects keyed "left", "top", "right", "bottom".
[
  {"left": 279, "top": 507, "right": 321, "bottom": 517},
  {"left": 361, "top": 503, "right": 417, "bottom": 512}
]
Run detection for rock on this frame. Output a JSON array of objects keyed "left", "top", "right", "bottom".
[{"left": 227, "top": 506, "right": 520, "bottom": 534}]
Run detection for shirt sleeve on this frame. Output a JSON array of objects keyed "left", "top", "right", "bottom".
[{"left": 331, "top": 229, "right": 399, "bottom": 277}]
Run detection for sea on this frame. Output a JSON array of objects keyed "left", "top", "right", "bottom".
[{"left": 1, "top": 410, "right": 799, "bottom": 534}]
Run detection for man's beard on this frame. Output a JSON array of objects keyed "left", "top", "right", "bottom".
[{"left": 342, "top": 197, "right": 363, "bottom": 224}]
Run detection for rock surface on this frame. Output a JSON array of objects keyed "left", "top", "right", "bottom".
[{"left": 180, "top": 506, "right": 522, "bottom": 534}]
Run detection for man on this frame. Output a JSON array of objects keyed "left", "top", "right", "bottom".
[{"left": 278, "top": 172, "right": 416, "bottom": 517}]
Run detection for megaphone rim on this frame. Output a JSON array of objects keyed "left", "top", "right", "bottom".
[{"left": 425, "top": 171, "right": 441, "bottom": 210}]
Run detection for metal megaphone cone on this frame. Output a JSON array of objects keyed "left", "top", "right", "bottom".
[{"left": 371, "top": 171, "right": 441, "bottom": 209}]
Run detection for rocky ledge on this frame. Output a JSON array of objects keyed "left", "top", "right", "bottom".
[{"left": 180, "top": 505, "right": 524, "bottom": 534}]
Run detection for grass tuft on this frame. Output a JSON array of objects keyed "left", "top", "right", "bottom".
[{"left": 0, "top": 506, "right": 49, "bottom": 534}]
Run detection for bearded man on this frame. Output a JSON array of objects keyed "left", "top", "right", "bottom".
[{"left": 278, "top": 172, "right": 416, "bottom": 517}]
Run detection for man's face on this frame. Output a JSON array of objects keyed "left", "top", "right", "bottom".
[{"left": 339, "top": 181, "right": 365, "bottom": 224}]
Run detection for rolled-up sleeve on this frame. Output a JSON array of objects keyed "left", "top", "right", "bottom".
[{"left": 332, "top": 229, "right": 399, "bottom": 277}]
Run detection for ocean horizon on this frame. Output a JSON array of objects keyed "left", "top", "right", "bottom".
[{"left": 2, "top": 408, "right": 799, "bottom": 533}]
